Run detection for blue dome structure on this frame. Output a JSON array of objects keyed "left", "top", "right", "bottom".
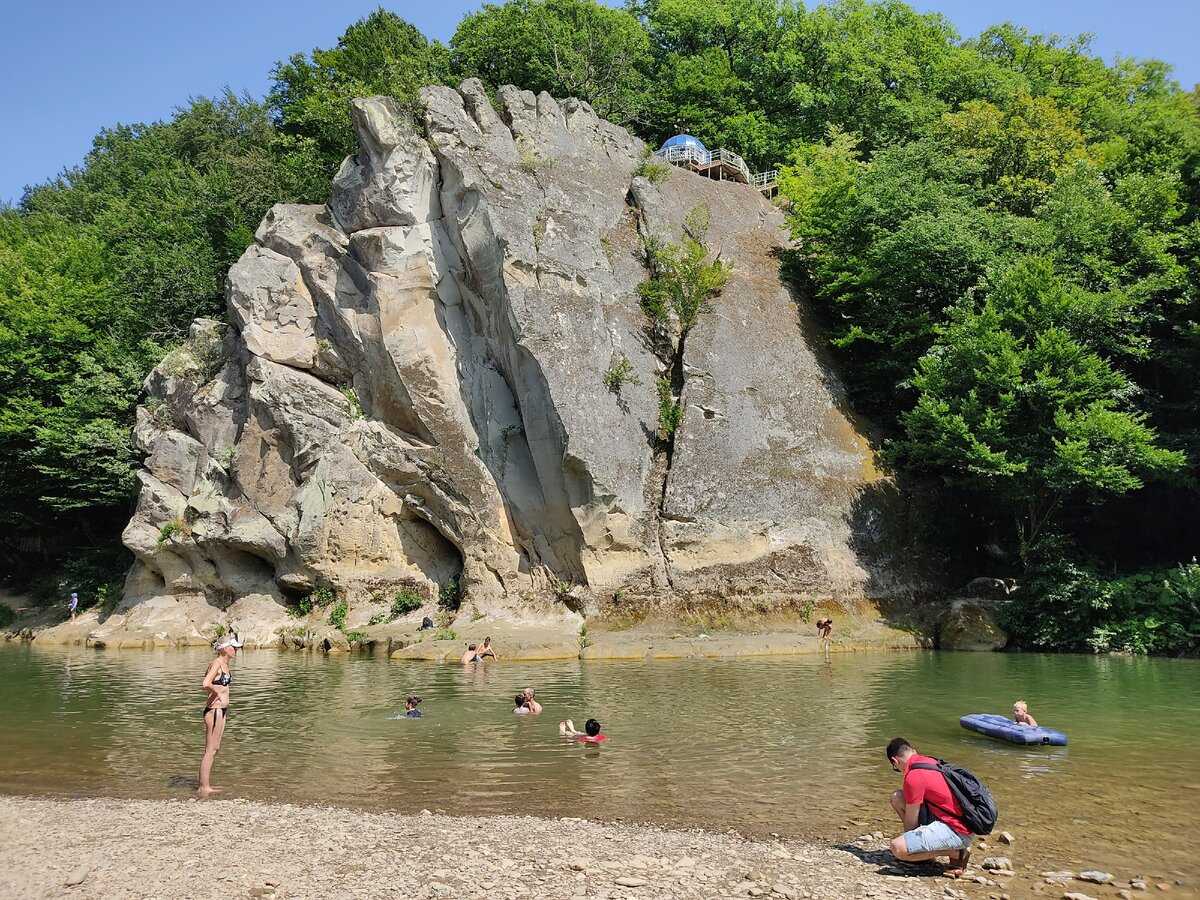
[{"left": 660, "top": 134, "right": 708, "bottom": 155}]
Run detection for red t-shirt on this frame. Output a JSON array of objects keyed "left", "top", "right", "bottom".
[
  {"left": 903, "top": 755, "right": 969, "bottom": 835},
  {"left": 576, "top": 734, "right": 606, "bottom": 744}
]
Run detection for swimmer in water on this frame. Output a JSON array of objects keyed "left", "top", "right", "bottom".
[
  {"left": 198, "top": 632, "right": 242, "bottom": 797},
  {"left": 513, "top": 694, "right": 529, "bottom": 715},
  {"left": 521, "top": 687, "right": 542, "bottom": 715},
  {"left": 1012, "top": 700, "right": 1038, "bottom": 728},
  {"left": 460, "top": 644, "right": 480, "bottom": 665},
  {"left": 559, "top": 718, "right": 606, "bottom": 743},
  {"left": 404, "top": 695, "right": 423, "bottom": 718},
  {"left": 478, "top": 636, "right": 498, "bottom": 661}
]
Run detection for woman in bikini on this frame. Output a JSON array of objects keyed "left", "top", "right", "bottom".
[{"left": 198, "top": 633, "right": 242, "bottom": 796}]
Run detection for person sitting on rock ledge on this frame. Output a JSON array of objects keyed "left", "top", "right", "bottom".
[
  {"left": 885, "top": 737, "right": 972, "bottom": 877},
  {"left": 404, "top": 695, "right": 422, "bottom": 718},
  {"left": 1012, "top": 700, "right": 1038, "bottom": 728},
  {"left": 478, "top": 636, "right": 498, "bottom": 660},
  {"left": 560, "top": 718, "right": 606, "bottom": 744}
]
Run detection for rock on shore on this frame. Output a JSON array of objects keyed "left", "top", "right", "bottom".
[
  {"left": 55, "top": 79, "right": 942, "bottom": 650},
  {"left": 0, "top": 797, "right": 941, "bottom": 900}
]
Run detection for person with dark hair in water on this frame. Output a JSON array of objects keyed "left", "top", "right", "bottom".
[
  {"left": 559, "top": 718, "right": 606, "bottom": 744},
  {"left": 884, "top": 737, "right": 972, "bottom": 877},
  {"left": 404, "top": 695, "right": 423, "bottom": 718},
  {"left": 513, "top": 694, "right": 530, "bottom": 715},
  {"left": 198, "top": 633, "right": 242, "bottom": 797},
  {"left": 816, "top": 617, "right": 833, "bottom": 652},
  {"left": 460, "top": 644, "right": 480, "bottom": 665}
]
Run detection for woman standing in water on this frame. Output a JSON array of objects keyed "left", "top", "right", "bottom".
[{"left": 198, "top": 633, "right": 242, "bottom": 796}]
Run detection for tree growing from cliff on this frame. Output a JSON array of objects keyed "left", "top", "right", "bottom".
[
  {"left": 638, "top": 208, "right": 731, "bottom": 438},
  {"left": 637, "top": 218, "right": 731, "bottom": 341}
]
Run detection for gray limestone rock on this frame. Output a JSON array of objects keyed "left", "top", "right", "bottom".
[{"left": 114, "top": 82, "right": 938, "bottom": 645}]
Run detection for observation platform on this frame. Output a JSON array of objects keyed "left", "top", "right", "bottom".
[{"left": 654, "top": 135, "right": 778, "bottom": 197}]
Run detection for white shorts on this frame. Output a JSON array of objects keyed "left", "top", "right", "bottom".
[{"left": 902, "top": 820, "right": 972, "bottom": 854}]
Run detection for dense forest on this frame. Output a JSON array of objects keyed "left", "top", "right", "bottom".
[{"left": 2, "top": 0, "right": 1197, "bottom": 653}]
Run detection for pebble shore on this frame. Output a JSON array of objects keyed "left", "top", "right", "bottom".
[{"left": 0, "top": 797, "right": 947, "bottom": 900}]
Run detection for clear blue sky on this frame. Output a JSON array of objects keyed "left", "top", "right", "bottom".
[{"left": 2, "top": 0, "right": 1197, "bottom": 204}]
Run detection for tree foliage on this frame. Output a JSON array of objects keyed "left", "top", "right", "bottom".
[
  {"left": 270, "top": 10, "right": 451, "bottom": 171},
  {"left": 453, "top": 0, "right": 652, "bottom": 125}
]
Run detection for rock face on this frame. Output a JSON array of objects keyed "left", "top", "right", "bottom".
[
  {"left": 939, "top": 602, "right": 1008, "bottom": 651},
  {"left": 110, "top": 81, "right": 935, "bottom": 645}
]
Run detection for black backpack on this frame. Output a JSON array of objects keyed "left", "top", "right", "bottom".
[{"left": 910, "top": 760, "right": 998, "bottom": 835}]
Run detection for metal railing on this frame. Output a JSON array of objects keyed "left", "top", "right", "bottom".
[
  {"left": 655, "top": 145, "right": 776, "bottom": 192},
  {"left": 655, "top": 144, "right": 751, "bottom": 183}
]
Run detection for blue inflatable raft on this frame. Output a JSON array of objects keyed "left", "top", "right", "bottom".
[{"left": 960, "top": 713, "right": 1067, "bottom": 746}]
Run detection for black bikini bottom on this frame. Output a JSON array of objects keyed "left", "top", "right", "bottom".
[{"left": 204, "top": 706, "right": 229, "bottom": 719}]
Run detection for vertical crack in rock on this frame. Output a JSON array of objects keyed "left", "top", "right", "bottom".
[{"left": 423, "top": 82, "right": 599, "bottom": 586}]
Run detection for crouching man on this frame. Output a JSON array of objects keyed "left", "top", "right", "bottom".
[{"left": 885, "top": 737, "right": 972, "bottom": 877}]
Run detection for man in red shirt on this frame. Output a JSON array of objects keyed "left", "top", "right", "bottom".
[{"left": 885, "top": 737, "right": 972, "bottom": 876}]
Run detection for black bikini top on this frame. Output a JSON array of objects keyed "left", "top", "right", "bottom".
[{"left": 212, "top": 670, "right": 231, "bottom": 687}]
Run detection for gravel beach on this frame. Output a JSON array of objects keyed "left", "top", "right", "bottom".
[{"left": 0, "top": 797, "right": 947, "bottom": 900}]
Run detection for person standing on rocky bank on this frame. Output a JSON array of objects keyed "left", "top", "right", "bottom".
[
  {"left": 885, "top": 737, "right": 972, "bottom": 877},
  {"left": 198, "top": 634, "right": 241, "bottom": 797}
]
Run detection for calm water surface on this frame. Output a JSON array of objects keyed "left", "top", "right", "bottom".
[{"left": 1, "top": 645, "right": 1197, "bottom": 883}]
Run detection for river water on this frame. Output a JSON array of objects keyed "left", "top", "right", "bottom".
[{"left": 1, "top": 645, "right": 1197, "bottom": 885}]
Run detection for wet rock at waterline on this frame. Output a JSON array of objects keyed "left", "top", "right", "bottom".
[
  {"left": 938, "top": 601, "right": 1008, "bottom": 651},
  {"left": 58, "top": 82, "right": 938, "bottom": 648}
]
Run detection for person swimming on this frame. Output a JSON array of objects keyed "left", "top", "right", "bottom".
[
  {"left": 521, "top": 687, "right": 542, "bottom": 715},
  {"left": 1012, "top": 700, "right": 1038, "bottom": 728},
  {"left": 198, "top": 632, "right": 242, "bottom": 797},
  {"left": 460, "top": 644, "right": 480, "bottom": 665},
  {"left": 559, "top": 718, "right": 606, "bottom": 743},
  {"left": 513, "top": 694, "right": 529, "bottom": 715},
  {"left": 404, "top": 695, "right": 423, "bottom": 718}
]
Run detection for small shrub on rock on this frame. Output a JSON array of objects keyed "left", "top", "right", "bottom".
[
  {"left": 391, "top": 587, "right": 423, "bottom": 619},
  {"left": 156, "top": 518, "right": 189, "bottom": 546},
  {"left": 327, "top": 598, "right": 349, "bottom": 631},
  {"left": 656, "top": 378, "right": 683, "bottom": 438},
  {"left": 438, "top": 578, "right": 460, "bottom": 611},
  {"left": 603, "top": 355, "right": 640, "bottom": 395},
  {"left": 634, "top": 157, "right": 670, "bottom": 184}
]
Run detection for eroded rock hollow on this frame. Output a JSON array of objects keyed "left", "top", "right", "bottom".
[{"left": 116, "top": 81, "right": 928, "bottom": 645}]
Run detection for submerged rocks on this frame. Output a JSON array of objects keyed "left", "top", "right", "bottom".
[{"left": 102, "top": 80, "right": 939, "bottom": 645}]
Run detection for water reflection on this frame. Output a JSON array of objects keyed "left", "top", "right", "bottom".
[{"left": 1, "top": 644, "right": 1197, "bottom": 879}]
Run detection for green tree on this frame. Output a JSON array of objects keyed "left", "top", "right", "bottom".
[
  {"left": 2, "top": 93, "right": 322, "bottom": 592},
  {"left": 891, "top": 257, "right": 1185, "bottom": 554},
  {"left": 270, "top": 9, "right": 451, "bottom": 170},
  {"left": 452, "top": 0, "right": 652, "bottom": 125}
]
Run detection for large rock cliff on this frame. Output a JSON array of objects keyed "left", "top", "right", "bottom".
[{"left": 99, "top": 81, "right": 931, "bottom": 647}]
